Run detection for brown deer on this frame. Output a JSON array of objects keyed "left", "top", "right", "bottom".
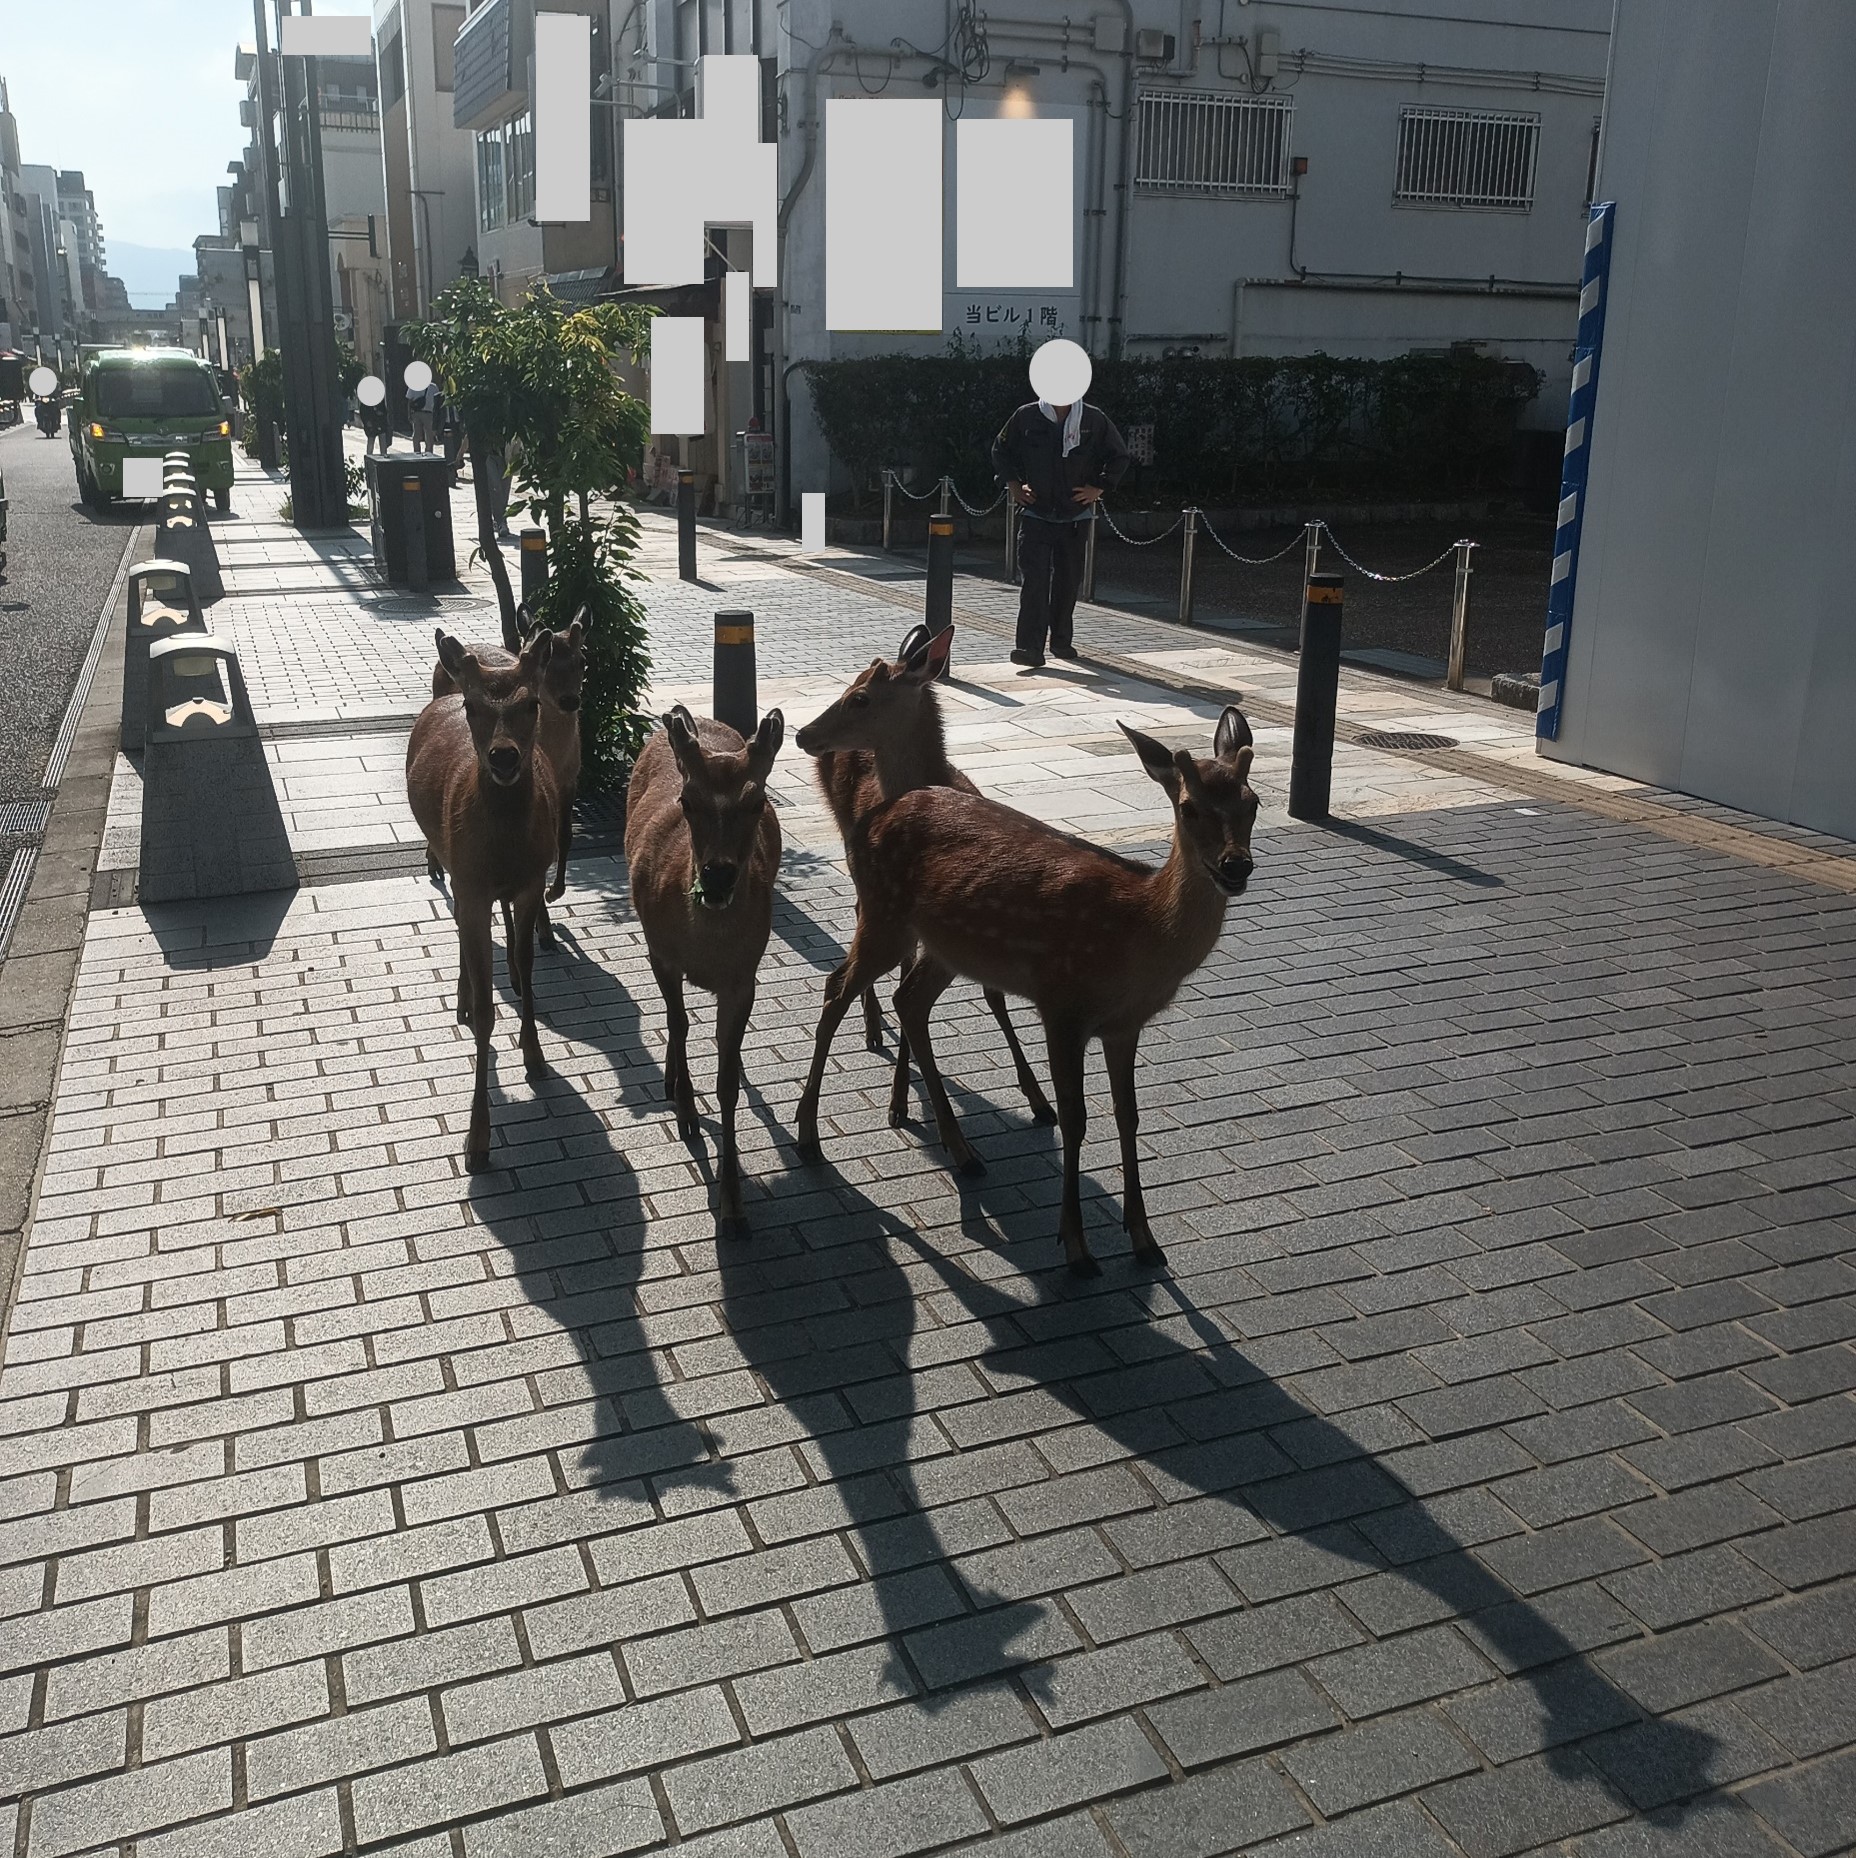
[
  {"left": 795, "top": 706, "right": 1257, "bottom": 1275},
  {"left": 625, "top": 704, "right": 785, "bottom": 1234},
  {"left": 799, "top": 626, "right": 1054, "bottom": 1128},
  {"left": 406, "top": 629, "right": 560, "bottom": 1171},
  {"left": 432, "top": 606, "right": 586, "bottom": 949}
]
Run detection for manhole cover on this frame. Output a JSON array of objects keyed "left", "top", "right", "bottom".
[
  {"left": 1358, "top": 730, "right": 1458, "bottom": 751},
  {"left": 0, "top": 798, "right": 52, "bottom": 839}
]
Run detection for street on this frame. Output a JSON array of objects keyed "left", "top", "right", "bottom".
[{"left": 0, "top": 422, "right": 134, "bottom": 808}]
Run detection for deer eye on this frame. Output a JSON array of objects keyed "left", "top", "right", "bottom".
[
  {"left": 848, "top": 693, "right": 870, "bottom": 709},
  {"left": 1179, "top": 799, "right": 1199, "bottom": 821}
]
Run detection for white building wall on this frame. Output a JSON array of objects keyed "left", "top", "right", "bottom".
[
  {"left": 1543, "top": 0, "right": 1856, "bottom": 842},
  {"left": 766, "top": 0, "right": 1609, "bottom": 500},
  {"left": 381, "top": 0, "right": 481, "bottom": 309}
]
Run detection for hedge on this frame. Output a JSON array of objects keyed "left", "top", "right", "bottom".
[{"left": 803, "top": 348, "right": 1540, "bottom": 511}]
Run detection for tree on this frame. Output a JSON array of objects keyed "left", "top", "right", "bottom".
[{"left": 409, "top": 281, "right": 657, "bottom": 787}]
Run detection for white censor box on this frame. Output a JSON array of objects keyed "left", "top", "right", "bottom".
[
  {"left": 123, "top": 457, "right": 166, "bottom": 501},
  {"left": 278, "top": 14, "right": 373, "bottom": 57},
  {"left": 801, "top": 493, "right": 826, "bottom": 555}
]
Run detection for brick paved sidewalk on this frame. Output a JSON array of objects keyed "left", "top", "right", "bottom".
[{"left": 1, "top": 457, "right": 1853, "bottom": 1858}]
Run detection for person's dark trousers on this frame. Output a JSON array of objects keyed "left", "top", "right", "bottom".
[{"left": 1016, "top": 515, "right": 1086, "bottom": 655}]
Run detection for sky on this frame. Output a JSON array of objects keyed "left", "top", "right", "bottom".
[{"left": 1, "top": 0, "right": 372, "bottom": 303}]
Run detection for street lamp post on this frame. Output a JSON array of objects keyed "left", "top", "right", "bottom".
[{"left": 253, "top": 0, "right": 348, "bottom": 528}]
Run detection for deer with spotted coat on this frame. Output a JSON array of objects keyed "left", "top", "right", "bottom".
[{"left": 795, "top": 704, "right": 1259, "bottom": 1274}]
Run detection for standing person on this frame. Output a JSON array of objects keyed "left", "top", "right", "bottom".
[
  {"left": 991, "top": 340, "right": 1130, "bottom": 668},
  {"left": 409, "top": 379, "right": 437, "bottom": 453}
]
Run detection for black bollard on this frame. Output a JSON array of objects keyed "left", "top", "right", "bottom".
[
  {"left": 404, "top": 475, "right": 429, "bottom": 594},
  {"left": 520, "top": 527, "right": 548, "bottom": 605},
  {"left": 677, "top": 469, "right": 697, "bottom": 582},
  {"left": 713, "top": 610, "right": 757, "bottom": 741},
  {"left": 925, "top": 514, "right": 954, "bottom": 639},
  {"left": 1288, "top": 570, "right": 1343, "bottom": 822}
]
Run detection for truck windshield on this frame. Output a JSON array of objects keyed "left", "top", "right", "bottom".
[{"left": 95, "top": 368, "right": 221, "bottom": 420}]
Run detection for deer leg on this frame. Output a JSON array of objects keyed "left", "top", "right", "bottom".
[
  {"left": 797, "top": 924, "right": 903, "bottom": 1163},
  {"left": 862, "top": 986, "right": 884, "bottom": 1053},
  {"left": 651, "top": 957, "right": 699, "bottom": 1140},
  {"left": 535, "top": 896, "right": 557, "bottom": 954},
  {"left": 511, "top": 888, "right": 547, "bottom": 1081},
  {"left": 714, "top": 982, "right": 755, "bottom": 1234},
  {"left": 547, "top": 792, "right": 572, "bottom": 904},
  {"left": 458, "top": 904, "right": 497, "bottom": 1172},
  {"left": 894, "top": 957, "right": 983, "bottom": 1178},
  {"left": 426, "top": 843, "right": 445, "bottom": 886},
  {"left": 885, "top": 947, "right": 920, "bottom": 1125},
  {"left": 987, "top": 990, "right": 1057, "bottom": 1125},
  {"left": 1104, "top": 1027, "right": 1162, "bottom": 1268},
  {"left": 1044, "top": 1019, "right": 1096, "bottom": 1276}
]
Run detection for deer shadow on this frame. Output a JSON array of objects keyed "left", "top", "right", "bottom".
[{"left": 712, "top": 1099, "right": 1721, "bottom": 1818}]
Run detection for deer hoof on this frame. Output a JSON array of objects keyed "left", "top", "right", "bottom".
[
  {"left": 717, "top": 1212, "right": 750, "bottom": 1242},
  {"left": 524, "top": 1054, "right": 548, "bottom": 1083},
  {"left": 1133, "top": 1241, "right": 1169, "bottom": 1271},
  {"left": 955, "top": 1153, "right": 987, "bottom": 1180},
  {"left": 1029, "top": 1100, "right": 1058, "bottom": 1126},
  {"left": 465, "top": 1146, "right": 491, "bottom": 1173},
  {"left": 1068, "top": 1252, "right": 1103, "bottom": 1279},
  {"left": 794, "top": 1135, "right": 824, "bottom": 1166},
  {"left": 536, "top": 924, "right": 557, "bottom": 952},
  {"left": 546, "top": 878, "right": 566, "bottom": 903}
]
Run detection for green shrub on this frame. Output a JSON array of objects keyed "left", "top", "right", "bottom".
[{"left": 804, "top": 348, "right": 1539, "bottom": 510}]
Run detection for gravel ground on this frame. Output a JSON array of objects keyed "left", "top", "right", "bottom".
[
  {"left": 928, "top": 510, "right": 1556, "bottom": 681},
  {"left": 0, "top": 421, "right": 137, "bottom": 803}
]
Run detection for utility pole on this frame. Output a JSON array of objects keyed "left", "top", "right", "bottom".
[{"left": 253, "top": 0, "right": 348, "bottom": 527}]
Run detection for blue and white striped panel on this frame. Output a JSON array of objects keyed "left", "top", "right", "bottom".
[{"left": 1537, "top": 201, "right": 1616, "bottom": 741}]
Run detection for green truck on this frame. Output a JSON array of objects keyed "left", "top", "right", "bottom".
[{"left": 69, "top": 348, "right": 234, "bottom": 513}]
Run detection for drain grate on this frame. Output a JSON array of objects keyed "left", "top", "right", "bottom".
[
  {"left": 0, "top": 798, "right": 53, "bottom": 839},
  {"left": 1358, "top": 730, "right": 1458, "bottom": 751}
]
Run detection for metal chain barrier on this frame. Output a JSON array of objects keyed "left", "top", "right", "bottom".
[
  {"left": 1315, "top": 524, "right": 1462, "bottom": 584},
  {"left": 951, "top": 483, "right": 1007, "bottom": 516},
  {"left": 1195, "top": 513, "right": 1306, "bottom": 566},
  {"left": 1099, "top": 505, "right": 1185, "bottom": 547},
  {"left": 883, "top": 469, "right": 941, "bottom": 503}
]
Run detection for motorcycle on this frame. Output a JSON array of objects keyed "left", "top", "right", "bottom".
[{"left": 34, "top": 396, "right": 61, "bottom": 437}]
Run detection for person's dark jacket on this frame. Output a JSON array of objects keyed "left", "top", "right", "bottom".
[{"left": 991, "top": 402, "right": 1131, "bottom": 523}]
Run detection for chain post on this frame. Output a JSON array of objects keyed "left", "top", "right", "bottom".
[
  {"left": 1082, "top": 505, "right": 1098, "bottom": 601},
  {"left": 1447, "top": 539, "right": 1476, "bottom": 691},
  {"left": 1303, "top": 518, "right": 1322, "bottom": 588},
  {"left": 937, "top": 475, "right": 951, "bottom": 518},
  {"left": 1178, "top": 507, "right": 1200, "bottom": 626},
  {"left": 881, "top": 470, "right": 894, "bottom": 552}
]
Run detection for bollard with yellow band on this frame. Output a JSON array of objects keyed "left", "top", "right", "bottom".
[
  {"left": 925, "top": 515, "right": 955, "bottom": 640},
  {"left": 713, "top": 610, "right": 758, "bottom": 740},
  {"left": 678, "top": 469, "right": 698, "bottom": 582},
  {"left": 1289, "top": 570, "right": 1344, "bottom": 822},
  {"left": 520, "top": 527, "right": 548, "bottom": 606}
]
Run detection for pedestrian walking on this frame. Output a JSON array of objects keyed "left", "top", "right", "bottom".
[
  {"left": 409, "top": 380, "right": 439, "bottom": 452},
  {"left": 991, "top": 341, "right": 1130, "bottom": 668}
]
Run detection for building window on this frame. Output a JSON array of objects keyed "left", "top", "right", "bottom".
[
  {"left": 432, "top": 4, "right": 464, "bottom": 92},
  {"left": 505, "top": 111, "right": 534, "bottom": 222},
  {"left": 381, "top": 29, "right": 405, "bottom": 107},
  {"left": 1134, "top": 91, "right": 1293, "bottom": 196},
  {"left": 1584, "top": 114, "right": 1602, "bottom": 208},
  {"left": 1395, "top": 107, "right": 1540, "bottom": 210},
  {"left": 477, "top": 126, "right": 505, "bottom": 230}
]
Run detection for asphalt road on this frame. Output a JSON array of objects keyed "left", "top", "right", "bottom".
[{"left": 0, "top": 419, "right": 136, "bottom": 806}]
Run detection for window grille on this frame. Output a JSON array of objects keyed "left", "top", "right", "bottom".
[
  {"left": 1395, "top": 107, "right": 1539, "bottom": 210},
  {"left": 1135, "top": 91, "right": 1293, "bottom": 196}
]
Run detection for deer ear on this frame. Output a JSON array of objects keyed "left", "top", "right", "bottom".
[
  {"left": 1214, "top": 706, "right": 1254, "bottom": 763},
  {"left": 925, "top": 626, "right": 954, "bottom": 681},
  {"left": 514, "top": 602, "right": 533, "bottom": 637},
  {"left": 435, "top": 632, "right": 477, "bottom": 683},
  {"left": 1119, "top": 722, "right": 1180, "bottom": 792},
  {"left": 521, "top": 630, "right": 554, "bottom": 677},
  {"left": 664, "top": 707, "right": 702, "bottom": 776},
  {"left": 748, "top": 709, "right": 785, "bottom": 776},
  {"left": 896, "top": 624, "right": 929, "bottom": 661},
  {"left": 899, "top": 633, "right": 937, "bottom": 685},
  {"left": 565, "top": 614, "right": 585, "bottom": 649}
]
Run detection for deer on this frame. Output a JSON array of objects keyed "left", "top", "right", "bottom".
[
  {"left": 406, "top": 629, "right": 561, "bottom": 1172},
  {"left": 432, "top": 606, "right": 586, "bottom": 950},
  {"left": 625, "top": 704, "right": 785, "bottom": 1234},
  {"left": 795, "top": 705, "right": 1257, "bottom": 1275},
  {"left": 801, "top": 624, "right": 1056, "bottom": 1130}
]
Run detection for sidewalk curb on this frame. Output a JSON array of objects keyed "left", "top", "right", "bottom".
[{"left": 0, "top": 525, "right": 144, "bottom": 1350}]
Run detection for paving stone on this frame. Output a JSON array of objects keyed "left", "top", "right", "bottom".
[
  {"left": 1601, "top": 1545, "right": 1782, "bottom": 1631},
  {"left": 1423, "top": 1749, "right": 1627, "bottom": 1857},
  {"left": 551, "top": 1686, "right": 742, "bottom": 1788},
  {"left": 441, "top": 1649, "right": 626, "bottom": 1745},
  {"left": 971, "top": 1715, "right": 1168, "bottom": 1824},
  {"left": 623, "top": 1605, "right": 800, "bottom": 1697},
  {"left": 785, "top": 1768, "right": 989, "bottom": 1858},
  {"left": 1443, "top": 1656, "right": 1640, "bottom": 1762},
  {"left": 25, "top": 1748, "right": 231, "bottom": 1858},
  {"left": 1184, "top": 1591, "right": 1364, "bottom": 1680},
  {"left": 1029, "top": 1631, "right": 1206, "bottom": 1728},
  {"left": 1567, "top": 1794, "right": 1791, "bottom": 1857},
  {"left": 349, "top": 1732, "right": 549, "bottom": 1844},
  {"left": 1581, "top": 1697, "right": 1789, "bottom": 1810},
  {"left": 1739, "top": 1745, "right": 1856, "bottom": 1857},
  {"left": 245, "top": 1694, "right": 437, "bottom": 1799},
  {"left": 1747, "top": 1580, "right": 1856, "bottom": 1669},
  {"left": 460, "top": 1779, "right": 665, "bottom": 1858},
  {"left": 1146, "top": 1666, "right": 1337, "bottom": 1766},
  {"left": 848, "top": 1683, "right": 1038, "bottom": 1780},
  {"left": 1308, "top": 1624, "right": 1493, "bottom": 1718},
  {"left": 661, "top": 1723, "right": 859, "bottom": 1835},
  {"left": 137, "top": 1789, "right": 345, "bottom": 1858},
  {"left": 1599, "top": 1621, "right": 1785, "bottom": 1716},
  {"left": 1249, "top": 1799, "right": 1462, "bottom": 1858},
  {"left": 1738, "top": 1657, "right": 1856, "bottom": 1759},
  {"left": 342, "top": 1615, "right": 524, "bottom": 1707},
  {"left": 1283, "top": 1708, "right": 1478, "bottom": 1814},
  {"left": 1104, "top": 1759, "right": 1311, "bottom": 1858},
  {"left": 141, "top": 1658, "right": 330, "bottom": 1760},
  {"left": 732, "top": 1640, "right": 917, "bottom": 1736}
]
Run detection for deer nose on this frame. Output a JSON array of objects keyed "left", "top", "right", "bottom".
[
  {"left": 487, "top": 744, "right": 521, "bottom": 782},
  {"left": 699, "top": 861, "right": 738, "bottom": 900},
  {"left": 1219, "top": 852, "right": 1254, "bottom": 892}
]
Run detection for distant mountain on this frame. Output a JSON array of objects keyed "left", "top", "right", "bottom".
[{"left": 108, "top": 242, "right": 197, "bottom": 309}]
